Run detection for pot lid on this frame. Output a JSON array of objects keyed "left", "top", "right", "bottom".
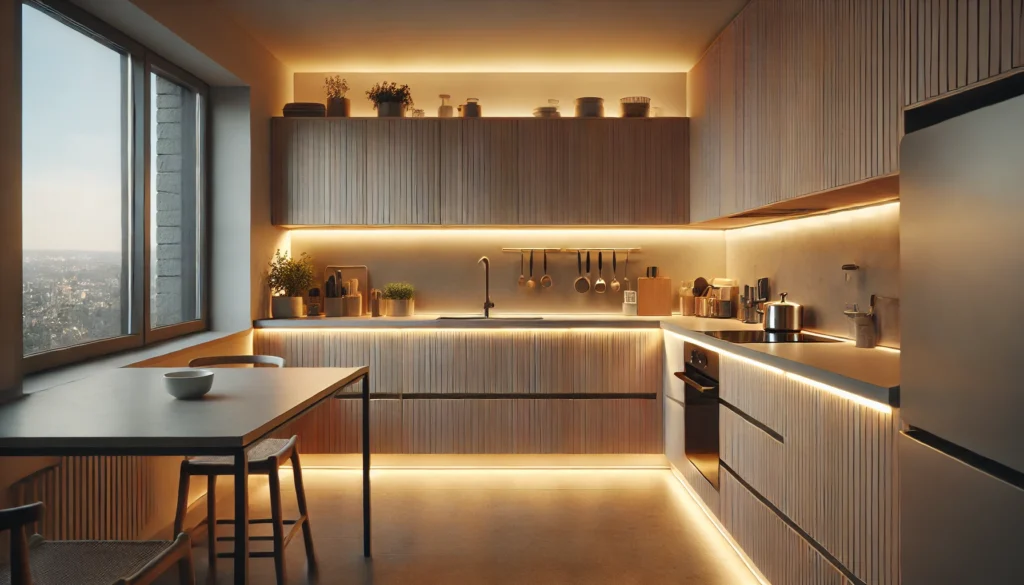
[{"left": 766, "top": 292, "right": 801, "bottom": 307}]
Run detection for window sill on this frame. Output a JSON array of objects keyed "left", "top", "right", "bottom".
[{"left": 22, "top": 330, "right": 248, "bottom": 395}]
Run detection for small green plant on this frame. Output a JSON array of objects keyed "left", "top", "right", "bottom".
[
  {"left": 324, "top": 75, "right": 349, "bottom": 99},
  {"left": 365, "top": 81, "right": 414, "bottom": 109},
  {"left": 381, "top": 282, "right": 415, "bottom": 300},
  {"left": 268, "top": 250, "right": 315, "bottom": 297}
]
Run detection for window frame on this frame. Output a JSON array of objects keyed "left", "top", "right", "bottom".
[{"left": 21, "top": 0, "right": 210, "bottom": 374}]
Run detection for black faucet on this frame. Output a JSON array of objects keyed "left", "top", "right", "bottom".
[{"left": 478, "top": 256, "right": 495, "bottom": 318}]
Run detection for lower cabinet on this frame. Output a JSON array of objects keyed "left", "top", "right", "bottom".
[
  {"left": 255, "top": 328, "right": 663, "bottom": 454},
  {"left": 720, "top": 470, "right": 849, "bottom": 585}
]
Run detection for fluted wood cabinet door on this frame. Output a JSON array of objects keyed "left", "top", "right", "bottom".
[
  {"left": 271, "top": 118, "right": 367, "bottom": 225},
  {"left": 440, "top": 119, "right": 519, "bottom": 224},
  {"left": 517, "top": 119, "right": 575, "bottom": 224},
  {"left": 272, "top": 119, "right": 327, "bottom": 225},
  {"left": 688, "top": 0, "right": 902, "bottom": 222},
  {"left": 518, "top": 119, "right": 688, "bottom": 225},
  {"left": 905, "top": 0, "right": 1024, "bottom": 106},
  {"left": 365, "top": 119, "right": 441, "bottom": 225}
]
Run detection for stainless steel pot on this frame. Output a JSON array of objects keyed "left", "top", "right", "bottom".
[{"left": 763, "top": 292, "right": 803, "bottom": 331}]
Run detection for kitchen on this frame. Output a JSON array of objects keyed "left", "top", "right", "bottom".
[{"left": 1, "top": 1, "right": 1022, "bottom": 585}]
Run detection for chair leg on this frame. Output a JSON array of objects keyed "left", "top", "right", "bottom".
[
  {"left": 173, "top": 460, "right": 191, "bottom": 537},
  {"left": 268, "top": 457, "right": 287, "bottom": 585},
  {"left": 206, "top": 475, "right": 217, "bottom": 571},
  {"left": 291, "top": 448, "right": 317, "bottom": 566}
]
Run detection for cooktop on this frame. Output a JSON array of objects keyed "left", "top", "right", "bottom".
[{"left": 704, "top": 330, "right": 843, "bottom": 343}]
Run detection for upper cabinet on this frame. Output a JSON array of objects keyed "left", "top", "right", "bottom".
[
  {"left": 272, "top": 117, "right": 689, "bottom": 227},
  {"left": 905, "top": 0, "right": 1024, "bottom": 107},
  {"left": 689, "top": 0, "right": 903, "bottom": 223}
]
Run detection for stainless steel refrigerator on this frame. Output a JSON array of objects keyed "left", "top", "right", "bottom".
[{"left": 900, "top": 82, "right": 1024, "bottom": 584}]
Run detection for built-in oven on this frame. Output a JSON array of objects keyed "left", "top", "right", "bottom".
[{"left": 674, "top": 345, "right": 720, "bottom": 490}]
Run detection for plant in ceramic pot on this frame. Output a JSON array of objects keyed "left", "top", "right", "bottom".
[
  {"left": 366, "top": 81, "right": 414, "bottom": 118},
  {"left": 268, "top": 250, "right": 315, "bottom": 319},
  {"left": 381, "top": 282, "right": 415, "bottom": 317},
  {"left": 324, "top": 75, "right": 350, "bottom": 117}
]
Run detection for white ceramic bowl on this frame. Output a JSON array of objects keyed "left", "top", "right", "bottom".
[{"left": 164, "top": 369, "right": 214, "bottom": 400}]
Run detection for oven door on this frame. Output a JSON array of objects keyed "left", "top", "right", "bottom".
[{"left": 677, "top": 366, "right": 720, "bottom": 490}]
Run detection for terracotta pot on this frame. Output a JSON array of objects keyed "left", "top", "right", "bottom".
[
  {"left": 385, "top": 298, "right": 414, "bottom": 317},
  {"left": 377, "top": 101, "right": 405, "bottom": 117},
  {"left": 326, "top": 97, "right": 350, "bottom": 117},
  {"left": 271, "top": 296, "right": 304, "bottom": 319}
]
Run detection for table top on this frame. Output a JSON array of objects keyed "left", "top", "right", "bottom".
[{"left": 0, "top": 367, "right": 368, "bottom": 455}]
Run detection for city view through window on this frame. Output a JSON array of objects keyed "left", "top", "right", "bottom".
[{"left": 21, "top": 5, "right": 128, "bottom": 355}]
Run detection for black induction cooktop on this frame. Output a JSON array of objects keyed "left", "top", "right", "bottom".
[{"left": 704, "top": 330, "right": 843, "bottom": 343}]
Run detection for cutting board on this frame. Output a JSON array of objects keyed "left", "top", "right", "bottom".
[{"left": 637, "top": 277, "right": 673, "bottom": 316}]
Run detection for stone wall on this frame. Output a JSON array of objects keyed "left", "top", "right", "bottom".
[{"left": 154, "top": 77, "right": 183, "bottom": 327}]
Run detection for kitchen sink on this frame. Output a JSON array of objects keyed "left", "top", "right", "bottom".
[{"left": 435, "top": 316, "right": 544, "bottom": 321}]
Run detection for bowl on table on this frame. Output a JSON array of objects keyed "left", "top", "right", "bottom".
[{"left": 164, "top": 370, "right": 214, "bottom": 400}]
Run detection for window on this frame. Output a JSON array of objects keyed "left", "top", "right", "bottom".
[
  {"left": 21, "top": 1, "right": 208, "bottom": 372},
  {"left": 150, "top": 72, "right": 203, "bottom": 329}
]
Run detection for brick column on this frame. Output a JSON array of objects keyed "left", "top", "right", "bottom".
[{"left": 154, "top": 77, "right": 183, "bottom": 327}]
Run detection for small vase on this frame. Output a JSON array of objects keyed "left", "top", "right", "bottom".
[
  {"left": 326, "top": 97, "right": 350, "bottom": 117},
  {"left": 271, "top": 296, "right": 304, "bottom": 319},
  {"left": 385, "top": 299, "right": 414, "bottom": 317},
  {"left": 377, "top": 101, "right": 405, "bottom": 118}
]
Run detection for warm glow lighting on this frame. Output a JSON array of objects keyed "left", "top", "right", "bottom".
[
  {"left": 727, "top": 201, "right": 900, "bottom": 240},
  {"left": 668, "top": 467, "right": 773, "bottom": 585},
  {"left": 784, "top": 372, "right": 892, "bottom": 414},
  {"left": 258, "top": 327, "right": 651, "bottom": 334},
  {"left": 663, "top": 330, "right": 891, "bottom": 413},
  {"left": 288, "top": 227, "right": 723, "bottom": 238}
]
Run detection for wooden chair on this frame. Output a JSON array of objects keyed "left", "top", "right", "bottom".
[
  {"left": 0, "top": 502, "right": 195, "bottom": 585},
  {"left": 173, "top": 355, "right": 314, "bottom": 585}
]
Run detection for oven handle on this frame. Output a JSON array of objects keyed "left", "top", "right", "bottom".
[{"left": 673, "top": 371, "right": 716, "bottom": 393}]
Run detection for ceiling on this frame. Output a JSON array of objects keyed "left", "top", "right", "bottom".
[{"left": 215, "top": 0, "right": 749, "bottom": 72}]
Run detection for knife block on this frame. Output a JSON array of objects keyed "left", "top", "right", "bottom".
[{"left": 637, "top": 277, "right": 673, "bottom": 316}]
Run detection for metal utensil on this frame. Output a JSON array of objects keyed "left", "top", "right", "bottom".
[
  {"left": 610, "top": 252, "right": 621, "bottom": 292},
  {"left": 594, "top": 252, "right": 607, "bottom": 293},
  {"left": 540, "top": 251, "right": 553, "bottom": 288},
  {"left": 763, "top": 292, "right": 803, "bottom": 332},
  {"left": 527, "top": 251, "right": 537, "bottom": 289},
  {"left": 624, "top": 252, "right": 630, "bottom": 291},
  {"left": 518, "top": 252, "right": 526, "bottom": 287},
  {"left": 573, "top": 251, "right": 590, "bottom": 293}
]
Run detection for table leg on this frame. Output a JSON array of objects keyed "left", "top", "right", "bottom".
[
  {"left": 362, "top": 372, "right": 371, "bottom": 558},
  {"left": 233, "top": 448, "right": 249, "bottom": 584}
]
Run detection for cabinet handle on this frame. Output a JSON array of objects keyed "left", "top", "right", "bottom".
[{"left": 673, "top": 371, "right": 715, "bottom": 393}]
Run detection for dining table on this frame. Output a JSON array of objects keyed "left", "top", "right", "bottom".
[{"left": 0, "top": 365, "right": 372, "bottom": 585}]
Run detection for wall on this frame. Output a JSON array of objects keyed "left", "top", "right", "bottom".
[
  {"left": 0, "top": 0, "right": 21, "bottom": 402},
  {"left": 293, "top": 72, "right": 686, "bottom": 118},
  {"left": 725, "top": 203, "right": 901, "bottom": 342},
  {"left": 289, "top": 228, "right": 725, "bottom": 315}
]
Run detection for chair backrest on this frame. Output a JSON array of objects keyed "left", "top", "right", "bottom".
[
  {"left": 188, "top": 355, "right": 285, "bottom": 368},
  {"left": 1, "top": 502, "right": 43, "bottom": 585}
]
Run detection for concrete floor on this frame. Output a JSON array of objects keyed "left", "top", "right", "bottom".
[{"left": 167, "top": 468, "right": 759, "bottom": 585}]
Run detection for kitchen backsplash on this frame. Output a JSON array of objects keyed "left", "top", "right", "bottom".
[
  {"left": 726, "top": 202, "right": 901, "bottom": 345},
  {"left": 290, "top": 228, "right": 725, "bottom": 315}
]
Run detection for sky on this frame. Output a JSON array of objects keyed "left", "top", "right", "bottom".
[{"left": 22, "top": 4, "right": 124, "bottom": 253}]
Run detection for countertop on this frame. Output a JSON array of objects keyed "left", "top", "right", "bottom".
[{"left": 255, "top": 314, "right": 901, "bottom": 406}]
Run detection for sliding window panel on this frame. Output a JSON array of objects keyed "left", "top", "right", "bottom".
[
  {"left": 21, "top": 3, "right": 142, "bottom": 370},
  {"left": 149, "top": 71, "right": 204, "bottom": 331},
  {"left": 365, "top": 119, "right": 440, "bottom": 225}
]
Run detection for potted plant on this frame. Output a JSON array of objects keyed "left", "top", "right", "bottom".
[
  {"left": 366, "top": 81, "right": 414, "bottom": 118},
  {"left": 268, "top": 249, "right": 315, "bottom": 319},
  {"left": 381, "top": 282, "right": 415, "bottom": 317},
  {"left": 324, "top": 75, "right": 350, "bottom": 117}
]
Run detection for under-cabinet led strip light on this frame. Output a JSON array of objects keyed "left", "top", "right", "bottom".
[{"left": 664, "top": 330, "right": 892, "bottom": 414}]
